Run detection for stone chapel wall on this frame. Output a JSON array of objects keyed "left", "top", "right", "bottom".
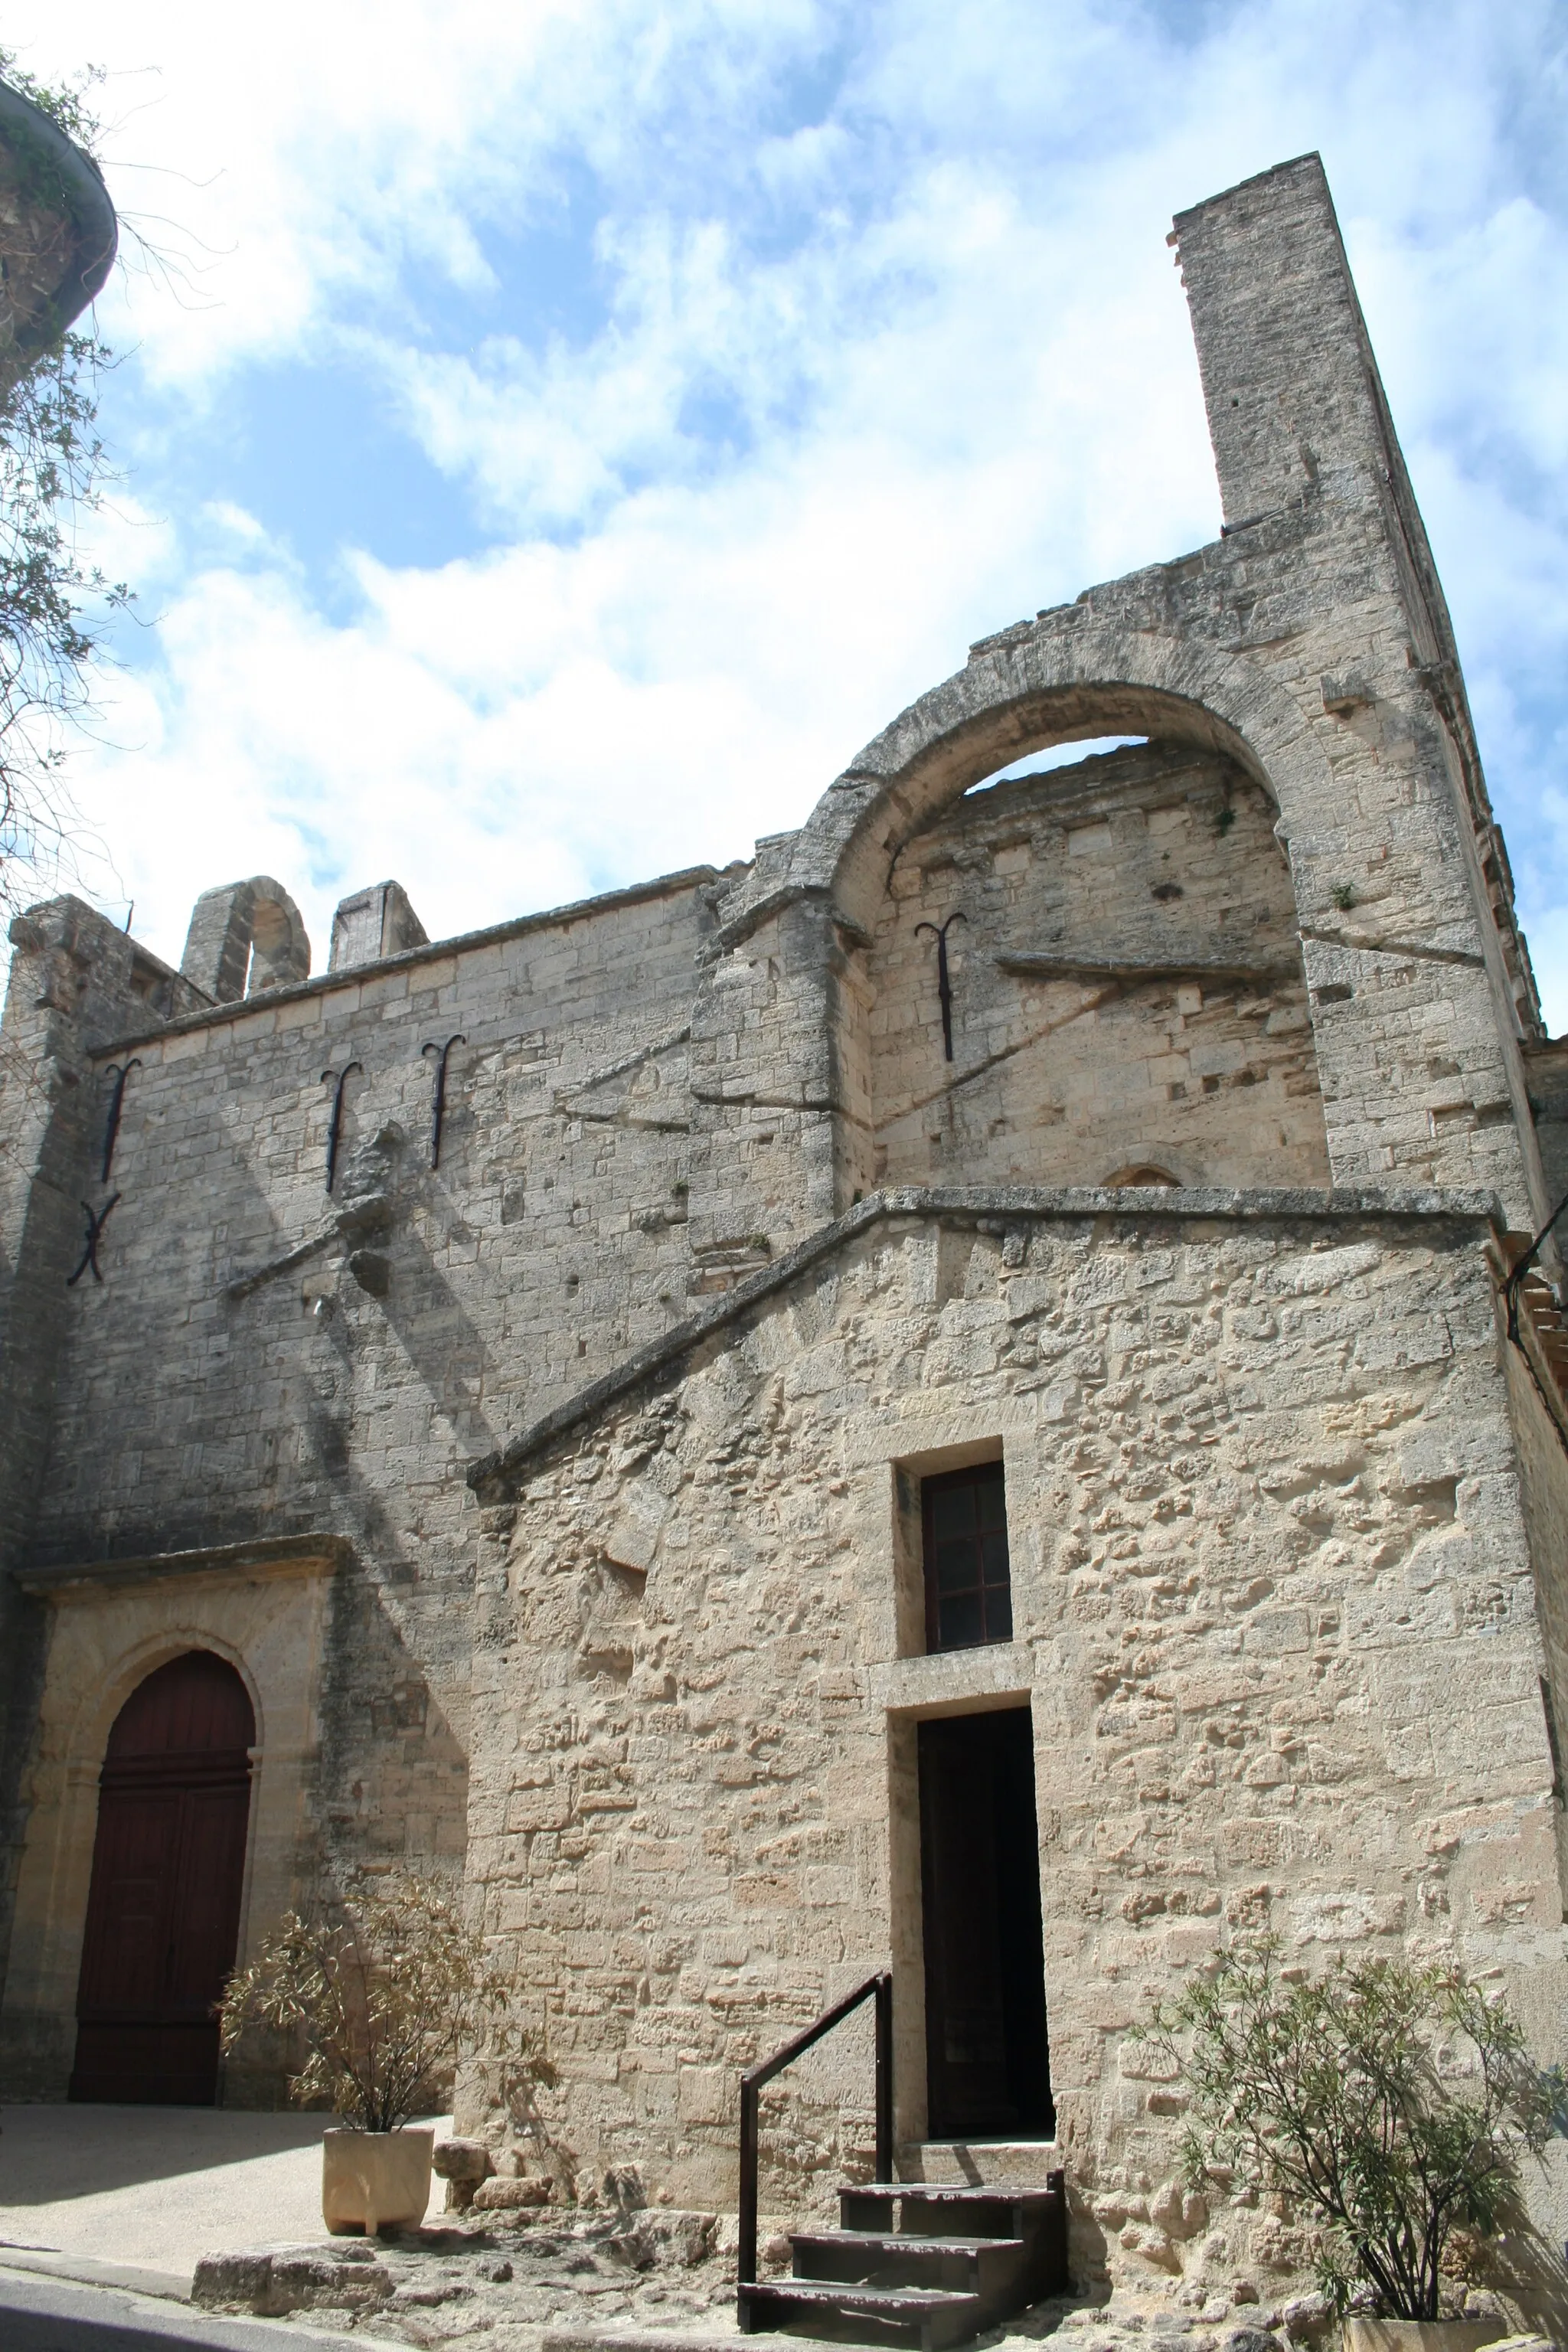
[
  {"left": 1, "top": 147, "right": 1565, "bottom": 2220},
  {"left": 2, "top": 867, "right": 729, "bottom": 2004},
  {"left": 466, "top": 1195, "right": 1568, "bottom": 2290}
]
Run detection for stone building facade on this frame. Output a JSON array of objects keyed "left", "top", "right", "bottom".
[{"left": 2, "top": 152, "right": 1568, "bottom": 2302}]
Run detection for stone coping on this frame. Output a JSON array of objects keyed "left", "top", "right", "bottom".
[
  {"left": 0, "top": 2246, "right": 191, "bottom": 2301},
  {"left": 468, "top": 1181, "right": 1504, "bottom": 1498},
  {"left": 13, "top": 1530, "right": 351, "bottom": 1597},
  {"left": 0, "top": 2256, "right": 372, "bottom": 2347},
  {"left": 93, "top": 864, "right": 740, "bottom": 1057}
]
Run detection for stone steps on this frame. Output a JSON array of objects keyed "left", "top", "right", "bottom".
[
  {"left": 737, "top": 2278, "right": 982, "bottom": 2350},
  {"left": 1516, "top": 1269, "right": 1568, "bottom": 1413},
  {"left": 890, "top": 2141, "right": 1063, "bottom": 2190},
  {"left": 737, "top": 2175, "right": 1068, "bottom": 2349}
]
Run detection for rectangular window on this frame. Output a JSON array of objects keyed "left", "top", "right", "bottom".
[{"left": 922, "top": 1460, "right": 1011, "bottom": 1652}]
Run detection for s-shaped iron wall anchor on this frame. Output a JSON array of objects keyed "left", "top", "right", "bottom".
[
  {"left": 67, "top": 1193, "right": 120, "bottom": 1286},
  {"left": 421, "top": 1035, "right": 467, "bottom": 1170},
  {"left": 915, "top": 911, "right": 968, "bottom": 1062},
  {"left": 99, "top": 1059, "right": 141, "bottom": 1183},
  {"left": 321, "top": 1063, "right": 363, "bottom": 1194}
]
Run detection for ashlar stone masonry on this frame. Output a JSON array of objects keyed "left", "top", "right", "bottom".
[{"left": 2, "top": 150, "right": 1567, "bottom": 2318}]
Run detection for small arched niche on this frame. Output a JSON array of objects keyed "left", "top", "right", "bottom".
[{"left": 848, "top": 731, "right": 1329, "bottom": 1196}]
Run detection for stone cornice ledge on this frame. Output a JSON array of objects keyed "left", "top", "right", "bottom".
[
  {"left": 469, "top": 1181, "right": 1504, "bottom": 1499},
  {"left": 13, "top": 1531, "right": 352, "bottom": 1596}
]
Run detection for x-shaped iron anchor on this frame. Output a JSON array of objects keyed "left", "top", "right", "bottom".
[{"left": 67, "top": 1193, "right": 120, "bottom": 1287}]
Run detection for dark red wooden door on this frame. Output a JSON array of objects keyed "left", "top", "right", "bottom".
[{"left": 71, "top": 1651, "right": 255, "bottom": 2105}]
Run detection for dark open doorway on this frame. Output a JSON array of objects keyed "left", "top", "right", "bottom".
[
  {"left": 917, "top": 1707, "right": 1053, "bottom": 2140},
  {"left": 71, "top": 1650, "right": 255, "bottom": 2106}
]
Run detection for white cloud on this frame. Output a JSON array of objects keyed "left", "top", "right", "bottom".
[{"left": 15, "top": 0, "right": 1568, "bottom": 1031}]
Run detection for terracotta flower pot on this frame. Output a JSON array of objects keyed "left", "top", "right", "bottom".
[
  {"left": 1341, "top": 2323, "right": 1511, "bottom": 2352},
  {"left": 322, "top": 2125, "right": 434, "bottom": 2236}
]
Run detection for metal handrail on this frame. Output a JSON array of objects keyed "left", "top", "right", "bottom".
[
  {"left": 1504, "top": 1187, "right": 1568, "bottom": 1343},
  {"left": 737, "top": 1970, "right": 892, "bottom": 2288}
]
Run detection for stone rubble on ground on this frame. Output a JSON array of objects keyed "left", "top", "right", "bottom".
[
  {"left": 432, "top": 2139, "right": 495, "bottom": 2213},
  {"left": 191, "top": 2200, "right": 733, "bottom": 2344},
  {"left": 185, "top": 2190, "right": 1357, "bottom": 2352},
  {"left": 188, "top": 2155, "right": 1547, "bottom": 2350},
  {"left": 188, "top": 2195, "right": 1557, "bottom": 2352}
]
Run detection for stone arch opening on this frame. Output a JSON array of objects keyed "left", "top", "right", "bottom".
[
  {"left": 70, "top": 1649, "right": 256, "bottom": 2106},
  {"left": 848, "top": 730, "right": 1328, "bottom": 1198},
  {"left": 179, "top": 875, "right": 311, "bottom": 1004},
  {"left": 827, "top": 680, "right": 1287, "bottom": 937}
]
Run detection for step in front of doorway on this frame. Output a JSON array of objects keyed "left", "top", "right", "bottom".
[
  {"left": 895, "top": 2141, "right": 1063, "bottom": 2190},
  {"left": 737, "top": 2278, "right": 983, "bottom": 2351}
]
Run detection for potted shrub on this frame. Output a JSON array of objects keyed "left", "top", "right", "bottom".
[
  {"left": 219, "top": 1873, "right": 540, "bottom": 2236},
  {"left": 1142, "top": 1940, "right": 1560, "bottom": 2347}
]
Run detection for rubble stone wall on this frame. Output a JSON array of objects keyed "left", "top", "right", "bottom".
[
  {"left": 1501, "top": 1325, "right": 1568, "bottom": 1906},
  {"left": 466, "top": 1195, "right": 1568, "bottom": 2291}
]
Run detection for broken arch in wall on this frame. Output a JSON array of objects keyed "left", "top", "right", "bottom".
[
  {"left": 793, "top": 625, "right": 1335, "bottom": 923},
  {"left": 793, "top": 649, "right": 1337, "bottom": 1199}
]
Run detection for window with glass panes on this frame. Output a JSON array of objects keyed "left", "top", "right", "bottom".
[{"left": 921, "top": 1461, "right": 1011, "bottom": 1651}]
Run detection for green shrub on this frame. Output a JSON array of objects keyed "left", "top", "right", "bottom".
[
  {"left": 219, "top": 1873, "right": 547, "bottom": 2134},
  {"left": 1142, "top": 1939, "right": 1560, "bottom": 2320}
]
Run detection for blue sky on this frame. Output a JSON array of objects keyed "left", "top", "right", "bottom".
[{"left": 18, "top": 1, "right": 1568, "bottom": 1024}]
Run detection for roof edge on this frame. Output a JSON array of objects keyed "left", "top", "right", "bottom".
[
  {"left": 93, "top": 863, "right": 738, "bottom": 1057},
  {"left": 468, "top": 1180, "right": 1504, "bottom": 1499}
]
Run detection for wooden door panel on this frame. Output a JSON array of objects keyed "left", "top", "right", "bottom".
[
  {"left": 168, "top": 1784, "right": 252, "bottom": 2013},
  {"left": 71, "top": 2022, "right": 224, "bottom": 2106},
  {"left": 71, "top": 1651, "right": 254, "bottom": 2106},
  {"left": 76, "top": 1788, "right": 181, "bottom": 2017}
]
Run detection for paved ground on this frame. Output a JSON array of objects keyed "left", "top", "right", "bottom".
[
  {"left": 0, "top": 2265, "right": 366, "bottom": 2352},
  {"left": 0, "top": 2107, "right": 447, "bottom": 2293}
]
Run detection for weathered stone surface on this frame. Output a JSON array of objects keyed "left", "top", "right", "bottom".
[
  {"left": 433, "top": 2135, "right": 494, "bottom": 2181},
  {"left": 2, "top": 148, "right": 1566, "bottom": 2336},
  {"left": 191, "top": 2240, "right": 394, "bottom": 2314},
  {"left": 606, "top": 2211, "right": 720, "bottom": 2269},
  {"left": 434, "top": 2134, "right": 495, "bottom": 2210},
  {"left": 474, "top": 2176, "right": 553, "bottom": 2210}
]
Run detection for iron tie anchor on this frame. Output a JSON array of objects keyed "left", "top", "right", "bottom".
[
  {"left": 915, "top": 911, "right": 968, "bottom": 1062},
  {"left": 321, "top": 1062, "right": 364, "bottom": 1194},
  {"left": 421, "top": 1035, "right": 467, "bottom": 1171},
  {"left": 99, "top": 1058, "right": 141, "bottom": 1184},
  {"left": 67, "top": 1193, "right": 120, "bottom": 1286}
]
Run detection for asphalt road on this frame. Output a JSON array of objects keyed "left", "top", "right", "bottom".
[{"left": 0, "top": 2267, "right": 357, "bottom": 2352}]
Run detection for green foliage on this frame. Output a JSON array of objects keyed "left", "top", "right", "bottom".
[
  {"left": 219, "top": 1873, "right": 550, "bottom": 2135},
  {"left": 1142, "top": 1940, "right": 1560, "bottom": 2321},
  {"left": 0, "top": 328, "right": 127, "bottom": 916},
  {"left": 1331, "top": 882, "right": 1357, "bottom": 912},
  {"left": 0, "top": 49, "right": 106, "bottom": 149},
  {"left": 0, "top": 54, "right": 127, "bottom": 923}
]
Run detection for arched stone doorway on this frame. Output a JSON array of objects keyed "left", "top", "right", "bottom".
[{"left": 70, "top": 1650, "right": 256, "bottom": 2106}]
